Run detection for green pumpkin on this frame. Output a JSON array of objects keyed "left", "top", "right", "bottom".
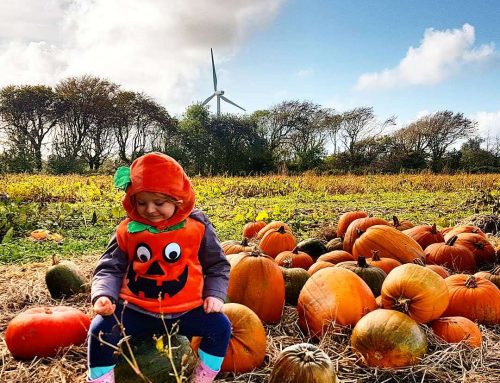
[
  {"left": 45, "top": 255, "right": 88, "bottom": 299},
  {"left": 336, "top": 256, "right": 387, "bottom": 296},
  {"left": 281, "top": 267, "right": 310, "bottom": 306},
  {"left": 325, "top": 238, "right": 343, "bottom": 252},
  {"left": 115, "top": 334, "right": 196, "bottom": 383},
  {"left": 295, "top": 238, "right": 328, "bottom": 260}
]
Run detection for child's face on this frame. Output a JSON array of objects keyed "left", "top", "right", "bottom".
[{"left": 134, "top": 191, "right": 176, "bottom": 222}]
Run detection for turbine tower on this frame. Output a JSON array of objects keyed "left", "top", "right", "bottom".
[{"left": 202, "top": 48, "right": 245, "bottom": 117}]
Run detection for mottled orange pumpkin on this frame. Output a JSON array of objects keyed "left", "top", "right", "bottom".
[
  {"left": 337, "top": 211, "right": 368, "bottom": 239},
  {"left": 403, "top": 223, "right": 444, "bottom": 249},
  {"left": 431, "top": 316, "right": 482, "bottom": 348},
  {"left": 242, "top": 220, "right": 266, "bottom": 239},
  {"left": 227, "top": 249, "right": 285, "bottom": 323},
  {"left": 352, "top": 225, "right": 425, "bottom": 264},
  {"left": 336, "top": 256, "right": 387, "bottom": 297},
  {"left": 259, "top": 226, "right": 297, "bottom": 258},
  {"left": 444, "top": 274, "right": 500, "bottom": 325},
  {"left": 343, "top": 217, "right": 389, "bottom": 253},
  {"left": 351, "top": 309, "right": 427, "bottom": 368},
  {"left": 424, "top": 235, "right": 477, "bottom": 273},
  {"left": 191, "top": 303, "right": 266, "bottom": 373},
  {"left": 275, "top": 247, "right": 314, "bottom": 269},
  {"left": 297, "top": 267, "right": 377, "bottom": 339},
  {"left": 381, "top": 263, "right": 449, "bottom": 323}
]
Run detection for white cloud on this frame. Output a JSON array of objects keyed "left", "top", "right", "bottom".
[
  {"left": 469, "top": 111, "right": 500, "bottom": 138},
  {"left": 355, "top": 24, "right": 498, "bottom": 91},
  {"left": 295, "top": 68, "right": 314, "bottom": 78},
  {"left": 0, "top": 0, "right": 285, "bottom": 113}
]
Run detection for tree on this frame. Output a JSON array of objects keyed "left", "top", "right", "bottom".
[
  {"left": 111, "top": 91, "right": 175, "bottom": 164},
  {"left": 0, "top": 85, "right": 58, "bottom": 171},
  {"left": 459, "top": 137, "right": 498, "bottom": 172},
  {"left": 51, "top": 75, "right": 119, "bottom": 173}
]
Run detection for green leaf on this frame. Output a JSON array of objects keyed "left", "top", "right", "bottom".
[{"left": 2, "top": 227, "right": 14, "bottom": 243}]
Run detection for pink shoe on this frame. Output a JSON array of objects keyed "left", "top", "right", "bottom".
[
  {"left": 87, "top": 369, "right": 115, "bottom": 383},
  {"left": 189, "top": 360, "right": 219, "bottom": 383}
]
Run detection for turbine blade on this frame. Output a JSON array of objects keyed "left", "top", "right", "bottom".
[
  {"left": 202, "top": 94, "right": 215, "bottom": 105},
  {"left": 211, "top": 48, "right": 217, "bottom": 92},
  {"left": 220, "top": 95, "right": 246, "bottom": 111}
]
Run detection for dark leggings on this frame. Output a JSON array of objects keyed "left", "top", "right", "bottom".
[{"left": 88, "top": 303, "right": 231, "bottom": 368}]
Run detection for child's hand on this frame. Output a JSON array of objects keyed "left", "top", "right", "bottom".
[
  {"left": 203, "top": 296, "right": 224, "bottom": 313},
  {"left": 93, "top": 296, "right": 116, "bottom": 316}
]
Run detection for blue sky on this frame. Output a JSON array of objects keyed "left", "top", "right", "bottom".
[{"left": 1, "top": 0, "right": 499, "bottom": 138}]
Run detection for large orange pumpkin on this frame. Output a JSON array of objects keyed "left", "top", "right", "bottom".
[
  {"left": 227, "top": 249, "right": 285, "bottom": 323},
  {"left": 5, "top": 306, "right": 90, "bottom": 359},
  {"left": 403, "top": 223, "right": 444, "bottom": 249},
  {"left": 380, "top": 263, "right": 449, "bottom": 323},
  {"left": 352, "top": 225, "right": 425, "bottom": 264},
  {"left": 337, "top": 211, "right": 368, "bottom": 239},
  {"left": 343, "top": 217, "right": 389, "bottom": 253},
  {"left": 424, "top": 235, "right": 476, "bottom": 273},
  {"left": 297, "top": 267, "right": 377, "bottom": 339},
  {"left": 430, "top": 316, "right": 482, "bottom": 348},
  {"left": 191, "top": 303, "right": 266, "bottom": 373},
  {"left": 351, "top": 309, "right": 427, "bottom": 368},
  {"left": 444, "top": 274, "right": 500, "bottom": 325},
  {"left": 242, "top": 220, "right": 266, "bottom": 239},
  {"left": 259, "top": 226, "right": 297, "bottom": 258}
]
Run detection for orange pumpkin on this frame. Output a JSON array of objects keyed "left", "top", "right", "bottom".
[
  {"left": 191, "top": 303, "right": 266, "bottom": 372},
  {"left": 337, "top": 211, "right": 368, "bottom": 239},
  {"left": 259, "top": 226, "right": 297, "bottom": 258},
  {"left": 352, "top": 225, "right": 425, "bottom": 264},
  {"left": 307, "top": 261, "right": 336, "bottom": 276},
  {"left": 343, "top": 217, "right": 389, "bottom": 253},
  {"left": 431, "top": 316, "right": 482, "bottom": 348},
  {"left": 221, "top": 238, "right": 253, "bottom": 255},
  {"left": 425, "top": 264, "right": 450, "bottom": 279},
  {"left": 256, "top": 220, "right": 292, "bottom": 239},
  {"left": 455, "top": 233, "right": 496, "bottom": 266},
  {"left": 297, "top": 267, "right": 377, "bottom": 338},
  {"left": 444, "top": 274, "right": 500, "bottom": 325},
  {"left": 381, "top": 263, "right": 449, "bottom": 324},
  {"left": 403, "top": 223, "right": 444, "bottom": 249},
  {"left": 227, "top": 249, "right": 285, "bottom": 323},
  {"left": 390, "top": 216, "right": 414, "bottom": 231},
  {"left": 242, "top": 220, "right": 266, "bottom": 239},
  {"left": 275, "top": 247, "right": 314, "bottom": 269},
  {"left": 444, "top": 225, "right": 487, "bottom": 240},
  {"left": 366, "top": 250, "right": 401, "bottom": 274},
  {"left": 474, "top": 265, "right": 500, "bottom": 289},
  {"left": 351, "top": 309, "right": 427, "bottom": 368},
  {"left": 316, "top": 250, "right": 354, "bottom": 264},
  {"left": 424, "top": 235, "right": 476, "bottom": 273}
]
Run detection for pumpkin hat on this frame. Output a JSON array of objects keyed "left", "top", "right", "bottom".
[{"left": 115, "top": 152, "right": 195, "bottom": 231}]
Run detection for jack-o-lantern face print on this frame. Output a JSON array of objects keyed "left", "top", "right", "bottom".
[{"left": 126, "top": 242, "right": 188, "bottom": 299}]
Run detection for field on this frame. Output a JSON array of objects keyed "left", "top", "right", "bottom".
[{"left": 0, "top": 173, "right": 499, "bottom": 382}]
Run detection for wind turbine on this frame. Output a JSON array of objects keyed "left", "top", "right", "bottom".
[{"left": 202, "top": 48, "right": 245, "bottom": 117}]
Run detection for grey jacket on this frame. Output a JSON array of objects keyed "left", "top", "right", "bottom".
[{"left": 91, "top": 209, "right": 229, "bottom": 310}]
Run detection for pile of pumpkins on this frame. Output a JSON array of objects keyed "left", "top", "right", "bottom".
[{"left": 221, "top": 211, "right": 500, "bottom": 375}]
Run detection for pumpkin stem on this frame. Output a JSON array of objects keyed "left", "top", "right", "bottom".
[
  {"left": 51, "top": 254, "right": 60, "bottom": 266},
  {"left": 474, "top": 242, "right": 485, "bottom": 250},
  {"left": 356, "top": 228, "right": 365, "bottom": 237},
  {"left": 357, "top": 256, "right": 368, "bottom": 268},
  {"left": 392, "top": 216, "right": 400, "bottom": 227},
  {"left": 370, "top": 250, "right": 381, "bottom": 261},
  {"left": 292, "top": 246, "right": 299, "bottom": 254},
  {"left": 431, "top": 223, "right": 437, "bottom": 234},
  {"left": 250, "top": 247, "right": 262, "bottom": 257},
  {"left": 277, "top": 226, "right": 286, "bottom": 234},
  {"left": 44, "top": 307, "right": 53, "bottom": 315},
  {"left": 491, "top": 265, "right": 500, "bottom": 275},
  {"left": 465, "top": 275, "right": 478, "bottom": 288},
  {"left": 241, "top": 237, "right": 249, "bottom": 246},
  {"left": 446, "top": 235, "right": 458, "bottom": 247},
  {"left": 302, "top": 350, "right": 315, "bottom": 363},
  {"left": 393, "top": 297, "right": 411, "bottom": 314}
]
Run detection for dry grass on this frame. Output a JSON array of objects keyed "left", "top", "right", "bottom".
[{"left": 1, "top": 255, "right": 499, "bottom": 383}]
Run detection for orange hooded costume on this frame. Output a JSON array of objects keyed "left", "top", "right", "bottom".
[{"left": 111, "top": 153, "right": 212, "bottom": 313}]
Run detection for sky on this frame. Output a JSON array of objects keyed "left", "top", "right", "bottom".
[{"left": 1, "top": 0, "right": 499, "bottom": 140}]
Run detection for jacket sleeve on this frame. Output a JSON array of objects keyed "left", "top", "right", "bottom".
[
  {"left": 191, "top": 210, "right": 230, "bottom": 301},
  {"left": 91, "top": 234, "right": 129, "bottom": 305}
]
